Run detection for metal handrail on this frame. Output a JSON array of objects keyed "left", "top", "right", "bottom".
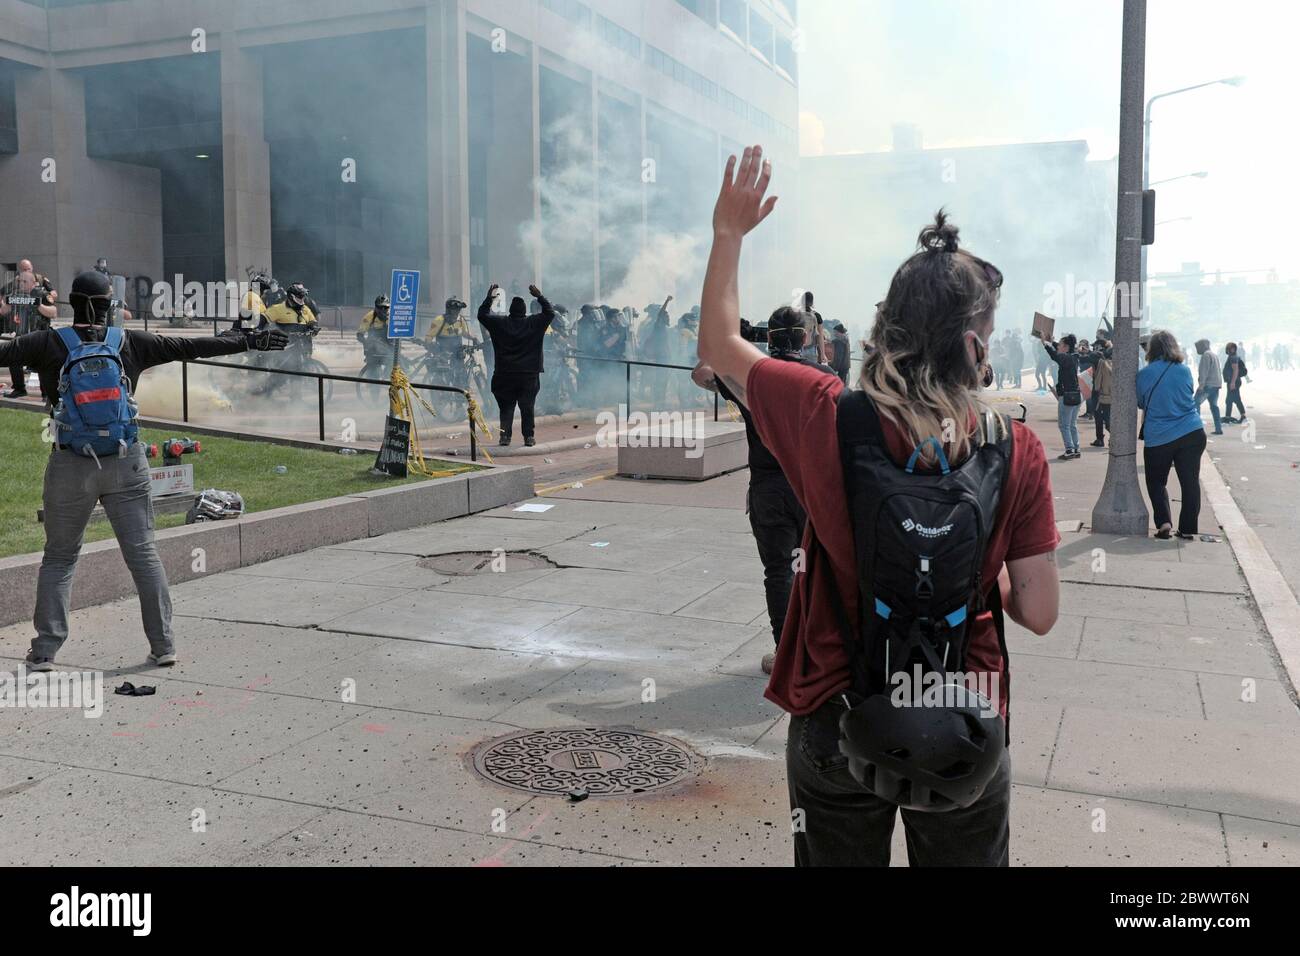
[
  {"left": 566, "top": 353, "right": 721, "bottom": 422},
  {"left": 180, "top": 357, "right": 480, "bottom": 461}
]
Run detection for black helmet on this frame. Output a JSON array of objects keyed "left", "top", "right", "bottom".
[
  {"left": 374, "top": 294, "right": 390, "bottom": 314},
  {"left": 286, "top": 282, "right": 308, "bottom": 305},
  {"left": 445, "top": 296, "right": 467, "bottom": 311},
  {"left": 69, "top": 269, "right": 114, "bottom": 324},
  {"left": 838, "top": 683, "right": 1006, "bottom": 812},
  {"left": 765, "top": 306, "right": 808, "bottom": 356},
  {"left": 186, "top": 489, "right": 246, "bottom": 524}
]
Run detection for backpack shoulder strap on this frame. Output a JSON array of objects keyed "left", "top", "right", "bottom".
[
  {"left": 104, "top": 326, "right": 124, "bottom": 353},
  {"left": 835, "top": 386, "right": 884, "bottom": 450},
  {"left": 55, "top": 326, "right": 81, "bottom": 358}
]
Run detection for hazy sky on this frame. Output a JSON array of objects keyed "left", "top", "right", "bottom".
[{"left": 797, "top": 0, "right": 1297, "bottom": 282}]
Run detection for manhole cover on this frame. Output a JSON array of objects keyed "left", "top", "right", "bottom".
[
  {"left": 418, "top": 551, "right": 553, "bottom": 575},
  {"left": 471, "top": 728, "right": 699, "bottom": 797}
]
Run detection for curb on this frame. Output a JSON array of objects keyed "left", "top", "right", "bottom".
[
  {"left": 0, "top": 458, "right": 535, "bottom": 629},
  {"left": 1200, "top": 451, "right": 1300, "bottom": 698}
]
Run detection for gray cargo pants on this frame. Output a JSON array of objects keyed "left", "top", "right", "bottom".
[{"left": 30, "top": 443, "right": 174, "bottom": 662}]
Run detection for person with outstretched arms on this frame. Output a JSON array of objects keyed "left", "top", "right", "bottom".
[{"left": 0, "top": 269, "right": 288, "bottom": 672}]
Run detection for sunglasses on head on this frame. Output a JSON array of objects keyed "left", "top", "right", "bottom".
[{"left": 970, "top": 255, "right": 1003, "bottom": 291}]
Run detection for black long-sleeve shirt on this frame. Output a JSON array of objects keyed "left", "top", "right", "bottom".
[
  {"left": 477, "top": 293, "right": 555, "bottom": 375},
  {"left": 1044, "top": 342, "right": 1082, "bottom": 393},
  {"left": 0, "top": 325, "right": 250, "bottom": 402}
]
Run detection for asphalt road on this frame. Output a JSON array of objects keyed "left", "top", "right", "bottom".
[{"left": 1199, "top": 368, "right": 1300, "bottom": 602}]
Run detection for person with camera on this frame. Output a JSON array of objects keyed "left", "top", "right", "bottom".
[
  {"left": 0, "top": 270, "right": 288, "bottom": 671},
  {"left": 697, "top": 146, "right": 1059, "bottom": 866},
  {"left": 1, "top": 261, "right": 59, "bottom": 397},
  {"left": 478, "top": 282, "right": 554, "bottom": 447},
  {"left": 696, "top": 310, "right": 836, "bottom": 674}
]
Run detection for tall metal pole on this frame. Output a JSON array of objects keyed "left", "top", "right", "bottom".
[{"left": 1092, "top": 0, "right": 1150, "bottom": 535}]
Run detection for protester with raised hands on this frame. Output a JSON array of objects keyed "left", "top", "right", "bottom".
[{"left": 697, "top": 145, "right": 1060, "bottom": 867}]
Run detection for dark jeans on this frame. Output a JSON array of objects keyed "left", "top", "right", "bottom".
[
  {"left": 492, "top": 371, "right": 541, "bottom": 439},
  {"left": 747, "top": 473, "right": 806, "bottom": 647},
  {"left": 9, "top": 365, "right": 25, "bottom": 390},
  {"left": 1143, "top": 427, "right": 1207, "bottom": 535},
  {"left": 1095, "top": 402, "right": 1111, "bottom": 442},
  {"left": 1224, "top": 387, "right": 1245, "bottom": 420},
  {"left": 787, "top": 698, "right": 1012, "bottom": 866}
]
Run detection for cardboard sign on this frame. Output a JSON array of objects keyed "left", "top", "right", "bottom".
[
  {"left": 373, "top": 415, "right": 411, "bottom": 478},
  {"left": 149, "top": 464, "right": 194, "bottom": 498},
  {"left": 1032, "top": 312, "right": 1056, "bottom": 341}
]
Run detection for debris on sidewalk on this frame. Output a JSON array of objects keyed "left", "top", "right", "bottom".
[{"left": 114, "top": 682, "right": 156, "bottom": 697}]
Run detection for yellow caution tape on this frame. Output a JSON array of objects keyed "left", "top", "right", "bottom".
[{"left": 387, "top": 364, "right": 496, "bottom": 469}]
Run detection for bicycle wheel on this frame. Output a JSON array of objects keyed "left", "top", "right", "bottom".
[
  {"left": 298, "top": 359, "right": 334, "bottom": 405},
  {"left": 356, "top": 359, "right": 388, "bottom": 403}
]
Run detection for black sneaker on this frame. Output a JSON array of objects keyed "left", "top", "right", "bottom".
[
  {"left": 5, "top": 389, "right": 28, "bottom": 398},
  {"left": 1057, "top": 452, "right": 1075, "bottom": 461},
  {"left": 524, "top": 436, "right": 536, "bottom": 447},
  {"left": 1089, "top": 439, "right": 1106, "bottom": 447},
  {"left": 498, "top": 435, "right": 511, "bottom": 447}
]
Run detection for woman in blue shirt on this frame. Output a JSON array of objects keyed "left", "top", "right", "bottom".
[{"left": 1137, "top": 331, "right": 1207, "bottom": 539}]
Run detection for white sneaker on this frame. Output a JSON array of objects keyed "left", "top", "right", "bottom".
[
  {"left": 148, "top": 652, "right": 177, "bottom": 667},
  {"left": 25, "top": 656, "right": 55, "bottom": 672}
]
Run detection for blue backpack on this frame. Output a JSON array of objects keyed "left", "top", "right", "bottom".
[{"left": 53, "top": 326, "right": 139, "bottom": 458}]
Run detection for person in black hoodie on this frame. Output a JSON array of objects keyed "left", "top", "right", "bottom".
[
  {"left": 694, "top": 306, "right": 837, "bottom": 674},
  {"left": 478, "top": 283, "right": 554, "bottom": 447}
]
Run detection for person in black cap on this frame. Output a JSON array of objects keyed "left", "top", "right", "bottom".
[
  {"left": 0, "top": 269, "right": 287, "bottom": 671},
  {"left": 478, "top": 282, "right": 554, "bottom": 446}
]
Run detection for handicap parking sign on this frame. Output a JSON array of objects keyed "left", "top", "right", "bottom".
[{"left": 388, "top": 269, "right": 420, "bottom": 339}]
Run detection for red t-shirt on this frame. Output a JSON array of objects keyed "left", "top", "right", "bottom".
[{"left": 745, "top": 358, "right": 1060, "bottom": 717}]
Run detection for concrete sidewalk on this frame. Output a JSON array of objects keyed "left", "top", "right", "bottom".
[{"left": 0, "top": 389, "right": 1296, "bottom": 866}]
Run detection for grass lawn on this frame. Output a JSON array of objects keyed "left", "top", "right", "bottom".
[{"left": 0, "top": 407, "right": 481, "bottom": 559}]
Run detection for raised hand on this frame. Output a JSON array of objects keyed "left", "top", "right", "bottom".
[
  {"left": 528, "top": 284, "right": 542, "bottom": 299},
  {"left": 713, "top": 145, "right": 777, "bottom": 240}
]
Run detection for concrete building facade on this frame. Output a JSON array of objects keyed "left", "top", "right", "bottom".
[{"left": 0, "top": 0, "right": 799, "bottom": 316}]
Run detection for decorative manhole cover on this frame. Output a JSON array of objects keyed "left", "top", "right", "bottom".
[
  {"left": 418, "top": 551, "right": 553, "bottom": 575},
  {"left": 471, "top": 728, "right": 699, "bottom": 797}
]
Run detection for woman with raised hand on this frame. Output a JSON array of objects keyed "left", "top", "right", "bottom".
[{"left": 697, "top": 145, "right": 1060, "bottom": 867}]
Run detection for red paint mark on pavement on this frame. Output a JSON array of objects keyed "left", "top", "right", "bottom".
[
  {"left": 472, "top": 809, "right": 553, "bottom": 868},
  {"left": 362, "top": 724, "right": 389, "bottom": 734}
]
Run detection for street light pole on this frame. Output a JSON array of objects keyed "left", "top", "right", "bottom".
[
  {"left": 1141, "top": 77, "right": 1242, "bottom": 325},
  {"left": 1092, "top": 0, "right": 1149, "bottom": 536}
]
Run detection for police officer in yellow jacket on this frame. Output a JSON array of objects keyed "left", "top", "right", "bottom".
[
  {"left": 424, "top": 296, "right": 470, "bottom": 345},
  {"left": 263, "top": 282, "right": 319, "bottom": 328}
]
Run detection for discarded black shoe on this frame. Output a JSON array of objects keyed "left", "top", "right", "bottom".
[{"left": 114, "top": 682, "right": 157, "bottom": 697}]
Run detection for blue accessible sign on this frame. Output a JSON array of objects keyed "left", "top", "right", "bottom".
[{"left": 387, "top": 269, "right": 421, "bottom": 339}]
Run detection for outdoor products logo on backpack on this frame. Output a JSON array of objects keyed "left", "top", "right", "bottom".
[
  {"left": 52, "top": 326, "right": 139, "bottom": 459},
  {"left": 825, "top": 390, "right": 1013, "bottom": 813}
]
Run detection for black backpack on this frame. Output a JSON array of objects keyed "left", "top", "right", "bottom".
[{"left": 825, "top": 390, "right": 1014, "bottom": 736}]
